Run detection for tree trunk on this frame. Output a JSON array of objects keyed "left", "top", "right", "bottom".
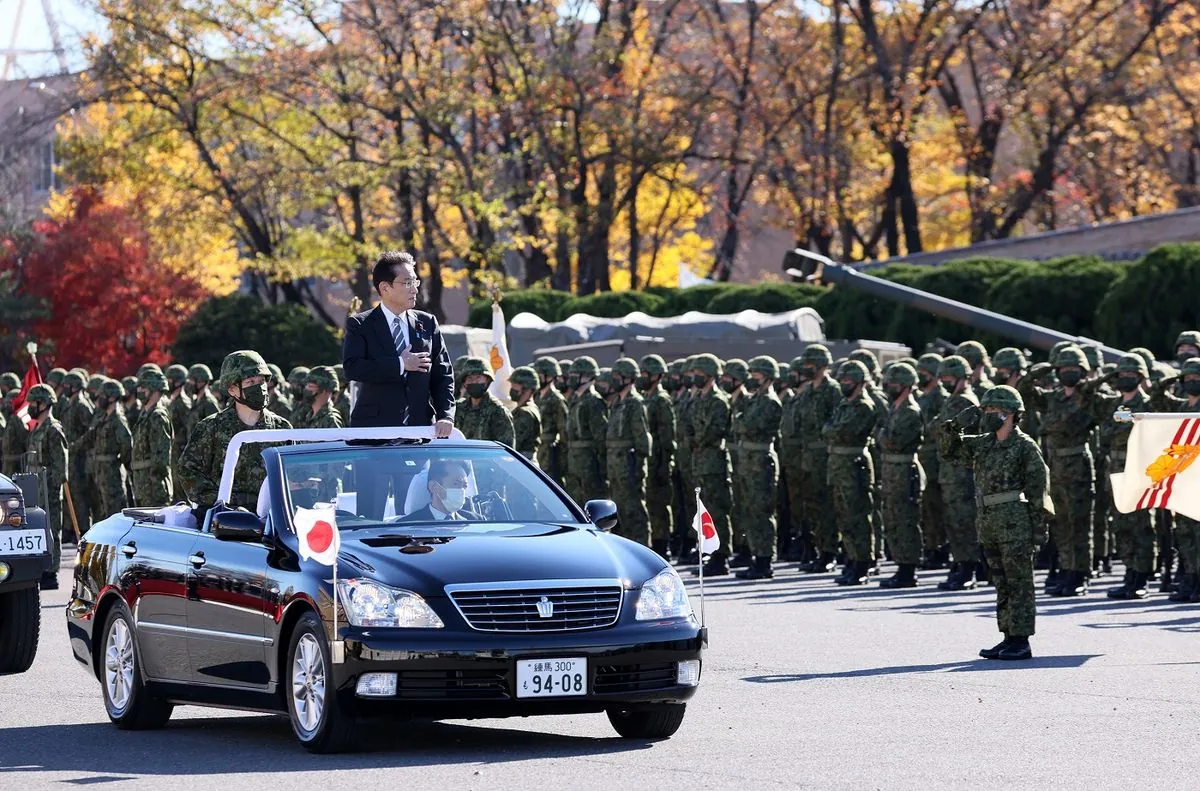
[
  {"left": 628, "top": 180, "right": 641, "bottom": 290},
  {"left": 890, "top": 139, "right": 922, "bottom": 255}
]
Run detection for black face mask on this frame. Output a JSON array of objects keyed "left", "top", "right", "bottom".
[
  {"left": 567, "top": 374, "right": 580, "bottom": 389},
  {"left": 693, "top": 375, "right": 710, "bottom": 390},
  {"left": 940, "top": 378, "right": 959, "bottom": 392},
  {"left": 596, "top": 385, "right": 610, "bottom": 397},
  {"left": 1177, "top": 349, "right": 1198, "bottom": 364},
  {"left": 190, "top": 382, "right": 205, "bottom": 396},
  {"left": 993, "top": 370, "right": 1010, "bottom": 385},
  {"left": 788, "top": 373, "right": 801, "bottom": 387},
  {"left": 801, "top": 367, "right": 817, "bottom": 381},
  {"left": 666, "top": 376, "right": 680, "bottom": 391},
  {"left": 917, "top": 373, "right": 933, "bottom": 388},
  {"left": 539, "top": 376, "right": 554, "bottom": 390},
  {"left": 839, "top": 382, "right": 856, "bottom": 398},
  {"left": 744, "top": 378, "right": 763, "bottom": 393},
  {"left": 1057, "top": 369, "right": 1083, "bottom": 387},
  {"left": 885, "top": 385, "right": 905, "bottom": 400},
  {"left": 95, "top": 398, "right": 110, "bottom": 411},
  {"left": 1116, "top": 377, "right": 1140, "bottom": 393},
  {"left": 636, "top": 375, "right": 651, "bottom": 391},
  {"left": 1184, "top": 380, "right": 1200, "bottom": 396},
  {"left": 980, "top": 412, "right": 1008, "bottom": 434},
  {"left": 719, "top": 379, "right": 736, "bottom": 394},
  {"left": 611, "top": 376, "right": 628, "bottom": 392},
  {"left": 509, "top": 388, "right": 523, "bottom": 402},
  {"left": 466, "top": 382, "right": 489, "bottom": 399},
  {"left": 235, "top": 383, "right": 268, "bottom": 411}
]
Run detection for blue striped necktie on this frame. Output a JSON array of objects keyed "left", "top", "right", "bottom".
[{"left": 392, "top": 316, "right": 408, "bottom": 356}]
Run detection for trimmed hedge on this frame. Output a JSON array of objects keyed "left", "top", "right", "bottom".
[
  {"left": 560, "top": 290, "right": 666, "bottom": 319},
  {"left": 1095, "top": 244, "right": 1200, "bottom": 358}
]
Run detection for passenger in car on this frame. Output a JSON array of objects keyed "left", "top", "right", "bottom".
[{"left": 399, "top": 459, "right": 483, "bottom": 522}]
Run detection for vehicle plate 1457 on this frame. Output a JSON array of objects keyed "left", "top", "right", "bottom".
[
  {"left": 516, "top": 658, "right": 587, "bottom": 698},
  {"left": 0, "top": 529, "right": 45, "bottom": 556}
]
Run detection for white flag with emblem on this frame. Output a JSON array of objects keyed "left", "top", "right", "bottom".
[{"left": 1111, "top": 413, "right": 1200, "bottom": 521}]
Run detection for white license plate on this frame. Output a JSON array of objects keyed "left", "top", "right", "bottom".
[
  {"left": 516, "top": 657, "right": 587, "bottom": 698},
  {"left": 0, "top": 529, "right": 45, "bottom": 556}
]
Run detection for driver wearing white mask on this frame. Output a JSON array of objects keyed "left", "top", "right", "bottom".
[{"left": 400, "top": 459, "right": 483, "bottom": 522}]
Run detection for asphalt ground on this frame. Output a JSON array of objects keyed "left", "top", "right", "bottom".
[{"left": 1, "top": 556, "right": 1197, "bottom": 790}]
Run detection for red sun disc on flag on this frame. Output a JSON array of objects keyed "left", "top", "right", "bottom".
[
  {"left": 308, "top": 520, "right": 334, "bottom": 553},
  {"left": 700, "top": 512, "right": 715, "bottom": 540}
]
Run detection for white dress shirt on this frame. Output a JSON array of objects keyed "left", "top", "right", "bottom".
[
  {"left": 428, "top": 503, "right": 460, "bottom": 520},
  {"left": 379, "top": 303, "right": 410, "bottom": 374}
]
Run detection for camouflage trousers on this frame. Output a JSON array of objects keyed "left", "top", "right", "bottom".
[
  {"left": 647, "top": 463, "right": 673, "bottom": 543},
  {"left": 794, "top": 450, "right": 837, "bottom": 555},
  {"left": 171, "top": 442, "right": 188, "bottom": 502},
  {"left": 44, "top": 474, "right": 64, "bottom": 567},
  {"left": 537, "top": 441, "right": 566, "bottom": 486},
  {"left": 607, "top": 450, "right": 649, "bottom": 546},
  {"left": 89, "top": 461, "right": 128, "bottom": 521},
  {"left": 693, "top": 469, "right": 732, "bottom": 558},
  {"left": 1176, "top": 515, "right": 1200, "bottom": 578},
  {"left": 881, "top": 459, "right": 924, "bottom": 566},
  {"left": 1048, "top": 452, "right": 1095, "bottom": 573},
  {"left": 1110, "top": 506, "right": 1156, "bottom": 574},
  {"left": 918, "top": 449, "right": 946, "bottom": 551},
  {"left": 677, "top": 447, "right": 697, "bottom": 538},
  {"left": 828, "top": 452, "right": 873, "bottom": 562},
  {"left": 133, "top": 469, "right": 172, "bottom": 509},
  {"left": 565, "top": 447, "right": 606, "bottom": 506},
  {"left": 1093, "top": 454, "right": 1110, "bottom": 561},
  {"left": 939, "top": 466, "right": 978, "bottom": 564},
  {"left": 871, "top": 447, "right": 884, "bottom": 557},
  {"left": 72, "top": 452, "right": 93, "bottom": 531},
  {"left": 982, "top": 537, "right": 1036, "bottom": 637},
  {"left": 737, "top": 450, "right": 778, "bottom": 561},
  {"left": 729, "top": 448, "right": 747, "bottom": 553}
]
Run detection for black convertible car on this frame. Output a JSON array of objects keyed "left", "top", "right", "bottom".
[{"left": 66, "top": 431, "right": 704, "bottom": 752}]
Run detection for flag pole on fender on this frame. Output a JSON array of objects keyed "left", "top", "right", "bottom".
[{"left": 693, "top": 487, "right": 720, "bottom": 628}]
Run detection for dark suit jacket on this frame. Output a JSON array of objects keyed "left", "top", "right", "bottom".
[
  {"left": 398, "top": 504, "right": 483, "bottom": 522},
  {"left": 342, "top": 306, "right": 455, "bottom": 428}
]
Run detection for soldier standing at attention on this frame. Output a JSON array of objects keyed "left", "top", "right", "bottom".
[
  {"left": 596, "top": 368, "right": 618, "bottom": 410},
  {"left": 333, "top": 364, "right": 351, "bottom": 426},
  {"left": 689, "top": 354, "right": 733, "bottom": 576},
  {"left": 266, "top": 364, "right": 293, "bottom": 417},
  {"left": 778, "top": 356, "right": 807, "bottom": 562},
  {"left": 824, "top": 360, "right": 879, "bottom": 586},
  {"left": 0, "top": 389, "right": 27, "bottom": 477},
  {"left": 164, "top": 364, "right": 193, "bottom": 502},
  {"left": 286, "top": 366, "right": 311, "bottom": 425},
  {"left": 734, "top": 356, "right": 783, "bottom": 580},
  {"left": 673, "top": 357, "right": 699, "bottom": 556},
  {"left": 131, "top": 369, "right": 174, "bottom": 507},
  {"left": 296, "top": 366, "right": 344, "bottom": 429},
  {"left": 81, "top": 378, "right": 133, "bottom": 519},
  {"left": 454, "top": 357, "right": 515, "bottom": 444},
  {"left": 639, "top": 354, "right": 676, "bottom": 559},
  {"left": 795, "top": 345, "right": 843, "bottom": 573},
  {"left": 915, "top": 353, "right": 948, "bottom": 568},
  {"left": 24, "top": 384, "right": 67, "bottom": 585},
  {"left": 186, "top": 364, "right": 221, "bottom": 441},
  {"left": 935, "top": 355, "right": 982, "bottom": 591},
  {"left": 179, "top": 351, "right": 292, "bottom": 513},
  {"left": 46, "top": 368, "right": 67, "bottom": 419},
  {"left": 533, "top": 357, "right": 567, "bottom": 483},
  {"left": 722, "top": 359, "right": 752, "bottom": 568},
  {"left": 877, "top": 363, "right": 925, "bottom": 588},
  {"left": 563, "top": 357, "right": 608, "bottom": 505},
  {"left": 61, "top": 370, "right": 95, "bottom": 530},
  {"left": 850, "top": 349, "right": 888, "bottom": 565},
  {"left": 955, "top": 341, "right": 995, "bottom": 395},
  {"left": 508, "top": 366, "right": 542, "bottom": 461},
  {"left": 940, "top": 386, "right": 1049, "bottom": 661},
  {"left": 121, "top": 376, "right": 142, "bottom": 430},
  {"left": 605, "top": 358, "right": 652, "bottom": 546}
]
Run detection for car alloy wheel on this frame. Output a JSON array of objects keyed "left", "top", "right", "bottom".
[
  {"left": 105, "top": 618, "right": 135, "bottom": 714},
  {"left": 99, "top": 603, "right": 172, "bottom": 730},
  {"left": 292, "top": 633, "right": 326, "bottom": 734},
  {"left": 285, "top": 612, "right": 355, "bottom": 752}
]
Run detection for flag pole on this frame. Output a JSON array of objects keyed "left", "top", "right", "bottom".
[
  {"left": 331, "top": 558, "right": 344, "bottom": 663},
  {"left": 695, "top": 487, "right": 705, "bottom": 628}
]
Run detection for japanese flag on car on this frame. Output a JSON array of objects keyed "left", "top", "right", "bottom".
[
  {"left": 1111, "top": 412, "right": 1200, "bottom": 522},
  {"left": 295, "top": 505, "right": 341, "bottom": 566},
  {"left": 693, "top": 492, "right": 719, "bottom": 554}
]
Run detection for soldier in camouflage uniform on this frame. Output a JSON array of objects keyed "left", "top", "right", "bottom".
[
  {"left": 164, "top": 364, "right": 192, "bottom": 502},
  {"left": 793, "top": 345, "right": 843, "bottom": 573},
  {"left": 877, "top": 363, "right": 925, "bottom": 588},
  {"left": 720, "top": 360, "right": 747, "bottom": 396},
  {"left": 333, "top": 364, "right": 351, "bottom": 426},
  {"left": 46, "top": 368, "right": 67, "bottom": 419},
  {"left": 915, "top": 353, "right": 948, "bottom": 567},
  {"left": 639, "top": 354, "right": 676, "bottom": 558},
  {"left": 689, "top": 354, "right": 733, "bottom": 575},
  {"left": 180, "top": 351, "right": 292, "bottom": 513},
  {"left": 266, "top": 363, "right": 293, "bottom": 417},
  {"left": 596, "top": 367, "right": 618, "bottom": 409},
  {"left": 556, "top": 359, "right": 573, "bottom": 395},
  {"left": 297, "top": 366, "right": 344, "bottom": 429},
  {"left": 563, "top": 357, "right": 608, "bottom": 505},
  {"left": 722, "top": 359, "right": 752, "bottom": 567},
  {"left": 533, "top": 357, "right": 567, "bottom": 482},
  {"left": 1018, "top": 346, "right": 1096, "bottom": 597},
  {"left": 778, "top": 356, "right": 807, "bottom": 562},
  {"left": 508, "top": 366, "right": 541, "bottom": 461},
  {"left": 0, "top": 388, "right": 26, "bottom": 477},
  {"left": 940, "top": 385, "right": 1048, "bottom": 661},
  {"left": 121, "top": 376, "right": 142, "bottom": 429},
  {"left": 61, "top": 370, "right": 95, "bottom": 530},
  {"left": 824, "top": 360, "right": 878, "bottom": 585},
  {"left": 1078, "top": 344, "right": 1112, "bottom": 578},
  {"left": 850, "top": 349, "right": 888, "bottom": 562},
  {"left": 734, "top": 356, "right": 783, "bottom": 580},
  {"left": 80, "top": 378, "right": 133, "bottom": 519},
  {"left": 131, "top": 369, "right": 174, "bottom": 507},
  {"left": 673, "top": 357, "right": 699, "bottom": 556},
  {"left": 286, "top": 366, "right": 312, "bottom": 425},
  {"left": 186, "top": 364, "right": 221, "bottom": 441},
  {"left": 935, "top": 355, "right": 982, "bottom": 590},
  {"left": 1149, "top": 357, "right": 1200, "bottom": 602},
  {"left": 1172, "top": 330, "right": 1200, "bottom": 367},
  {"left": 453, "top": 355, "right": 470, "bottom": 400},
  {"left": 955, "top": 340, "right": 994, "bottom": 395},
  {"left": 605, "top": 359, "right": 652, "bottom": 546},
  {"left": 24, "top": 384, "right": 67, "bottom": 580},
  {"left": 454, "top": 357, "right": 515, "bottom": 444}
]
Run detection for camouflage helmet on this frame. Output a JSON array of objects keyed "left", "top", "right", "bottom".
[
  {"left": 1174, "top": 330, "right": 1200, "bottom": 351},
  {"left": 992, "top": 347, "right": 1028, "bottom": 372},
  {"left": 1049, "top": 340, "right": 1076, "bottom": 365},
  {"left": 460, "top": 356, "right": 493, "bottom": 381},
  {"left": 558, "top": 359, "right": 574, "bottom": 373},
  {"left": 667, "top": 359, "right": 685, "bottom": 378},
  {"left": 219, "top": 350, "right": 271, "bottom": 389},
  {"left": 0, "top": 372, "right": 20, "bottom": 391},
  {"left": 748, "top": 355, "right": 779, "bottom": 379},
  {"left": 1130, "top": 346, "right": 1156, "bottom": 364},
  {"left": 452, "top": 355, "right": 469, "bottom": 375},
  {"left": 265, "top": 363, "right": 284, "bottom": 388},
  {"left": 1116, "top": 354, "right": 1148, "bottom": 378},
  {"left": 62, "top": 370, "right": 86, "bottom": 391},
  {"left": 70, "top": 367, "right": 89, "bottom": 380},
  {"left": 980, "top": 385, "right": 1024, "bottom": 412},
  {"left": 801, "top": 344, "right": 833, "bottom": 367},
  {"left": 1055, "top": 345, "right": 1090, "bottom": 372},
  {"left": 838, "top": 359, "right": 869, "bottom": 383},
  {"left": 612, "top": 357, "right": 640, "bottom": 380},
  {"left": 596, "top": 367, "right": 614, "bottom": 391},
  {"left": 954, "top": 340, "right": 989, "bottom": 369},
  {"left": 1181, "top": 358, "right": 1200, "bottom": 377},
  {"left": 286, "top": 366, "right": 309, "bottom": 387},
  {"left": 2, "top": 389, "right": 18, "bottom": 402},
  {"left": 165, "top": 364, "right": 189, "bottom": 387},
  {"left": 847, "top": 348, "right": 880, "bottom": 378},
  {"left": 137, "top": 363, "right": 162, "bottom": 378},
  {"left": 938, "top": 355, "right": 971, "bottom": 380},
  {"left": 883, "top": 362, "right": 918, "bottom": 388},
  {"left": 100, "top": 377, "right": 125, "bottom": 401},
  {"left": 46, "top": 368, "right": 66, "bottom": 387},
  {"left": 639, "top": 354, "right": 667, "bottom": 376},
  {"left": 724, "top": 359, "right": 748, "bottom": 382},
  {"left": 898, "top": 356, "right": 918, "bottom": 369},
  {"left": 188, "top": 364, "right": 213, "bottom": 383},
  {"left": 570, "top": 356, "right": 599, "bottom": 378},
  {"left": 26, "top": 383, "right": 56, "bottom": 406},
  {"left": 509, "top": 366, "right": 538, "bottom": 390},
  {"left": 916, "top": 353, "right": 943, "bottom": 377},
  {"left": 1079, "top": 344, "right": 1102, "bottom": 371},
  {"left": 121, "top": 376, "right": 138, "bottom": 397},
  {"left": 306, "top": 365, "right": 339, "bottom": 393},
  {"left": 138, "top": 369, "right": 168, "bottom": 394},
  {"left": 691, "top": 353, "right": 722, "bottom": 378},
  {"left": 533, "top": 356, "right": 561, "bottom": 379},
  {"left": 87, "top": 375, "right": 105, "bottom": 393}
]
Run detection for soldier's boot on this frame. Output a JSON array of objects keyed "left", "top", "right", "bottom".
[
  {"left": 949, "top": 563, "right": 977, "bottom": 591},
  {"left": 835, "top": 561, "right": 869, "bottom": 586},
  {"left": 803, "top": 551, "right": 836, "bottom": 574},
  {"left": 1167, "top": 573, "right": 1195, "bottom": 603},
  {"left": 1106, "top": 569, "right": 1136, "bottom": 599},
  {"left": 976, "top": 560, "right": 991, "bottom": 586},
  {"left": 833, "top": 561, "right": 856, "bottom": 585},
  {"left": 729, "top": 549, "right": 753, "bottom": 569},
  {"left": 997, "top": 636, "right": 1032, "bottom": 661},
  {"left": 1129, "top": 572, "right": 1150, "bottom": 600},
  {"left": 694, "top": 554, "right": 730, "bottom": 577},
  {"left": 39, "top": 571, "right": 59, "bottom": 590},
  {"left": 651, "top": 539, "right": 671, "bottom": 561},
  {"left": 879, "top": 563, "right": 918, "bottom": 589},
  {"left": 1058, "top": 570, "right": 1088, "bottom": 597},
  {"left": 979, "top": 637, "right": 1013, "bottom": 660},
  {"left": 1044, "top": 568, "right": 1063, "bottom": 595},
  {"left": 936, "top": 563, "right": 961, "bottom": 591},
  {"left": 736, "top": 556, "right": 774, "bottom": 580}
]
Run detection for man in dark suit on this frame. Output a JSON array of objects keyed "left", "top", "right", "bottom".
[
  {"left": 400, "top": 460, "right": 482, "bottom": 521},
  {"left": 343, "top": 251, "right": 456, "bottom": 435}
]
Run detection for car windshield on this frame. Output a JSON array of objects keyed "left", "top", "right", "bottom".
[{"left": 279, "top": 444, "right": 578, "bottom": 531}]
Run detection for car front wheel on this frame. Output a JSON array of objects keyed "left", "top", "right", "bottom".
[
  {"left": 286, "top": 612, "right": 356, "bottom": 753},
  {"left": 0, "top": 586, "right": 40, "bottom": 674},
  {"left": 607, "top": 703, "right": 687, "bottom": 740},
  {"left": 101, "top": 604, "right": 173, "bottom": 729}
]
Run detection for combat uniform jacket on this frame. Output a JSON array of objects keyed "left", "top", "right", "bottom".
[
  {"left": 535, "top": 386, "right": 568, "bottom": 479},
  {"left": 81, "top": 406, "right": 133, "bottom": 518},
  {"left": 131, "top": 400, "right": 173, "bottom": 507},
  {"left": 643, "top": 386, "right": 676, "bottom": 489},
  {"left": 186, "top": 389, "right": 221, "bottom": 441},
  {"left": 297, "top": 400, "right": 344, "bottom": 430},
  {"left": 606, "top": 391, "right": 652, "bottom": 483},
  {"left": 1, "top": 411, "right": 28, "bottom": 476},
  {"left": 28, "top": 414, "right": 68, "bottom": 553},
  {"left": 935, "top": 387, "right": 980, "bottom": 486},
  {"left": 940, "top": 426, "right": 1049, "bottom": 547},
  {"left": 512, "top": 400, "right": 541, "bottom": 460},
  {"left": 267, "top": 389, "right": 292, "bottom": 419},
  {"left": 179, "top": 407, "right": 292, "bottom": 510},
  {"left": 455, "top": 394, "right": 515, "bottom": 445}
]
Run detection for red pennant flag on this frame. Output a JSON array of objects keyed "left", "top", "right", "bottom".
[{"left": 12, "top": 353, "right": 43, "bottom": 429}]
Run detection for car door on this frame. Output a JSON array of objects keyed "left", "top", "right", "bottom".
[
  {"left": 120, "top": 520, "right": 193, "bottom": 682},
  {"left": 184, "top": 517, "right": 272, "bottom": 688}
]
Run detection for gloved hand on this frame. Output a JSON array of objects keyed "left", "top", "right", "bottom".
[
  {"left": 1153, "top": 374, "right": 1179, "bottom": 395},
  {"left": 953, "top": 404, "right": 981, "bottom": 429},
  {"left": 1029, "top": 362, "right": 1054, "bottom": 380}
]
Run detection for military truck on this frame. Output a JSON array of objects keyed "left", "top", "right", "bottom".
[{"left": 0, "top": 472, "right": 53, "bottom": 673}]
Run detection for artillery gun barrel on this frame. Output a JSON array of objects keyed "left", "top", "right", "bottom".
[{"left": 786, "top": 249, "right": 1126, "bottom": 363}]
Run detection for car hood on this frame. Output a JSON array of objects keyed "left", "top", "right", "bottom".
[{"left": 330, "top": 524, "right": 664, "bottom": 593}]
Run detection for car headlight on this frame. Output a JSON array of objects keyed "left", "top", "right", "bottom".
[
  {"left": 336, "top": 579, "right": 444, "bottom": 628},
  {"left": 636, "top": 568, "right": 693, "bottom": 621}
]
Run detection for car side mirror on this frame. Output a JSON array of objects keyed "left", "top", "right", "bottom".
[
  {"left": 213, "top": 510, "right": 266, "bottom": 542},
  {"left": 583, "top": 500, "right": 619, "bottom": 532}
]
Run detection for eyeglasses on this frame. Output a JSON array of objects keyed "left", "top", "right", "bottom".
[{"left": 392, "top": 278, "right": 421, "bottom": 289}]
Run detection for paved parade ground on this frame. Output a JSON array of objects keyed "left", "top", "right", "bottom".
[{"left": 1, "top": 558, "right": 1197, "bottom": 790}]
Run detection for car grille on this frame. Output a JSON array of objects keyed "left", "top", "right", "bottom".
[
  {"left": 448, "top": 583, "right": 623, "bottom": 632},
  {"left": 593, "top": 663, "right": 678, "bottom": 694},
  {"left": 393, "top": 669, "right": 509, "bottom": 700}
]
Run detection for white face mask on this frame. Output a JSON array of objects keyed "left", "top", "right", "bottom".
[{"left": 439, "top": 485, "right": 467, "bottom": 513}]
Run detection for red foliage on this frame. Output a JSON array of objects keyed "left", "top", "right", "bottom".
[{"left": 1, "top": 188, "right": 206, "bottom": 374}]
